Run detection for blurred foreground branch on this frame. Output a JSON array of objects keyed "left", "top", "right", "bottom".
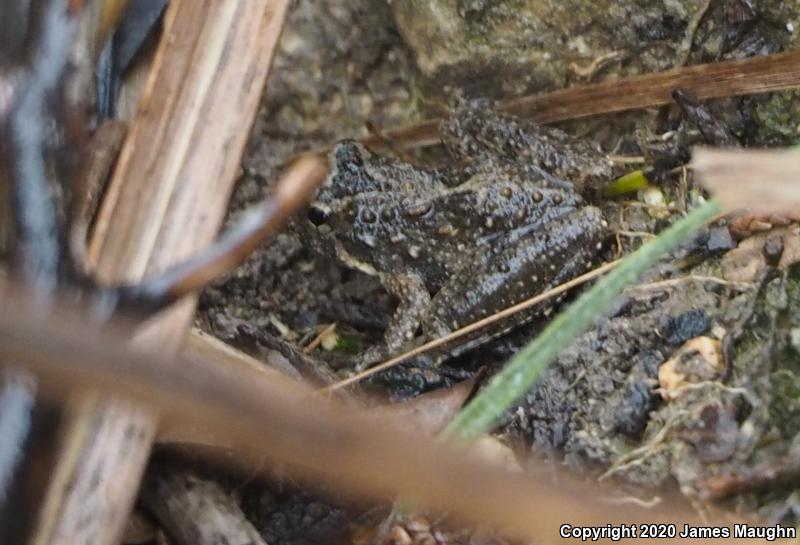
[{"left": 0, "top": 289, "right": 774, "bottom": 545}]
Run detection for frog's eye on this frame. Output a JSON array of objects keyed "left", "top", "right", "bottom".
[{"left": 308, "top": 205, "right": 330, "bottom": 226}]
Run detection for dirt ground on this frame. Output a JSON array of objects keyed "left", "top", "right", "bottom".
[{"left": 195, "top": 1, "right": 800, "bottom": 543}]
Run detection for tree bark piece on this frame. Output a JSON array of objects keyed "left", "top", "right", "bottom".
[
  {"left": 31, "top": 1, "right": 291, "bottom": 544},
  {"left": 141, "top": 465, "right": 268, "bottom": 545}
]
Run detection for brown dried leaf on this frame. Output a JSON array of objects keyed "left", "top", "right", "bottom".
[
  {"left": 369, "top": 376, "right": 479, "bottom": 437},
  {"left": 728, "top": 211, "right": 800, "bottom": 239},
  {"left": 721, "top": 235, "right": 767, "bottom": 283},
  {"left": 467, "top": 435, "right": 522, "bottom": 472},
  {"left": 722, "top": 226, "right": 800, "bottom": 282},
  {"left": 692, "top": 147, "right": 800, "bottom": 213}
]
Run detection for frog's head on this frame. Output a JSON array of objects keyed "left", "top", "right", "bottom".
[
  {"left": 332, "top": 139, "right": 367, "bottom": 169},
  {"left": 316, "top": 140, "right": 376, "bottom": 202},
  {"left": 307, "top": 147, "right": 360, "bottom": 231}
]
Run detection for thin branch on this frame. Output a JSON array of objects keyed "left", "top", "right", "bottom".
[
  {"left": 110, "top": 153, "right": 327, "bottom": 318},
  {"left": 140, "top": 466, "right": 267, "bottom": 545},
  {"left": 358, "top": 50, "right": 800, "bottom": 153}
]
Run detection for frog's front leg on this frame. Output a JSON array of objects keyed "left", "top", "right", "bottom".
[{"left": 356, "top": 272, "right": 431, "bottom": 371}]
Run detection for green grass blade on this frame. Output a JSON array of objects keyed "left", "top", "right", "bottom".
[{"left": 440, "top": 199, "right": 722, "bottom": 444}]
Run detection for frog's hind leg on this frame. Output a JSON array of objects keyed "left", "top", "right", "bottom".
[{"left": 355, "top": 272, "right": 431, "bottom": 371}]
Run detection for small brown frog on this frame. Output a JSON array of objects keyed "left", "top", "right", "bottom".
[{"left": 304, "top": 103, "right": 613, "bottom": 368}]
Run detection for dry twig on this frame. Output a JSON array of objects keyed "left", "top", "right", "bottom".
[
  {"left": 140, "top": 466, "right": 267, "bottom": 545},
  {"left": 359, "top": 50, "right": 800, "bottom": 153}
]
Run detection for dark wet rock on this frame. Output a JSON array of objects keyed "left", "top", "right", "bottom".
[
  {"left": 612, "top": 379, "right": 659, "bottom": 438},
  {"left": 660, "top": 309, "right": 712, "bottom": 346},
  {"left": 707, "top": 226, "right": 736, "bottom": 252}
]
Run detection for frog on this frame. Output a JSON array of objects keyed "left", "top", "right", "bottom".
[{"left": 303, "top": 102, "right": 613, "bottom": 369}]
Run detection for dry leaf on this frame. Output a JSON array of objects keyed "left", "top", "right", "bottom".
[
  {"left": 658, "top": 337, "right": 723, "bottom": 400},
  {"left": 369, "top": 376, "right": 478, "bottom": 436},
  {"left": 692, "top": 147, "right": 800, "bottom": 213},
  {"left": 722, "top": 226, "right": 800, "bottom": 282},
  {"left": 467, "top": 435, "right": 522, "bottom": 472}
]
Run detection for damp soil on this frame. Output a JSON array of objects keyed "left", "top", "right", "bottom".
[{"left": 195, "top": 1, "right": 800, "bottom": 543}]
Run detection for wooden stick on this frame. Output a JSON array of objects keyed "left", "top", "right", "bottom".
[
  {"left": 31, "top": 2, "right": 291, "bottom": 544},
  {"left": 140, "top": 465, "right": 267, "bottom": 545},
  {"left": 361, "top": 50, "right": 800, "bottom": 152},
  {"left": 501, "top": 50, "right": 800, "bottom": 122}
]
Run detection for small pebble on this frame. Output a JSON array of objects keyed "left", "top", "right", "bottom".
[
  {"left": 763, "top": 233, "right": 784, "bottom": 265},
  {"left": 706, "top": 226, "right": 736, "bottom": 252}
]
